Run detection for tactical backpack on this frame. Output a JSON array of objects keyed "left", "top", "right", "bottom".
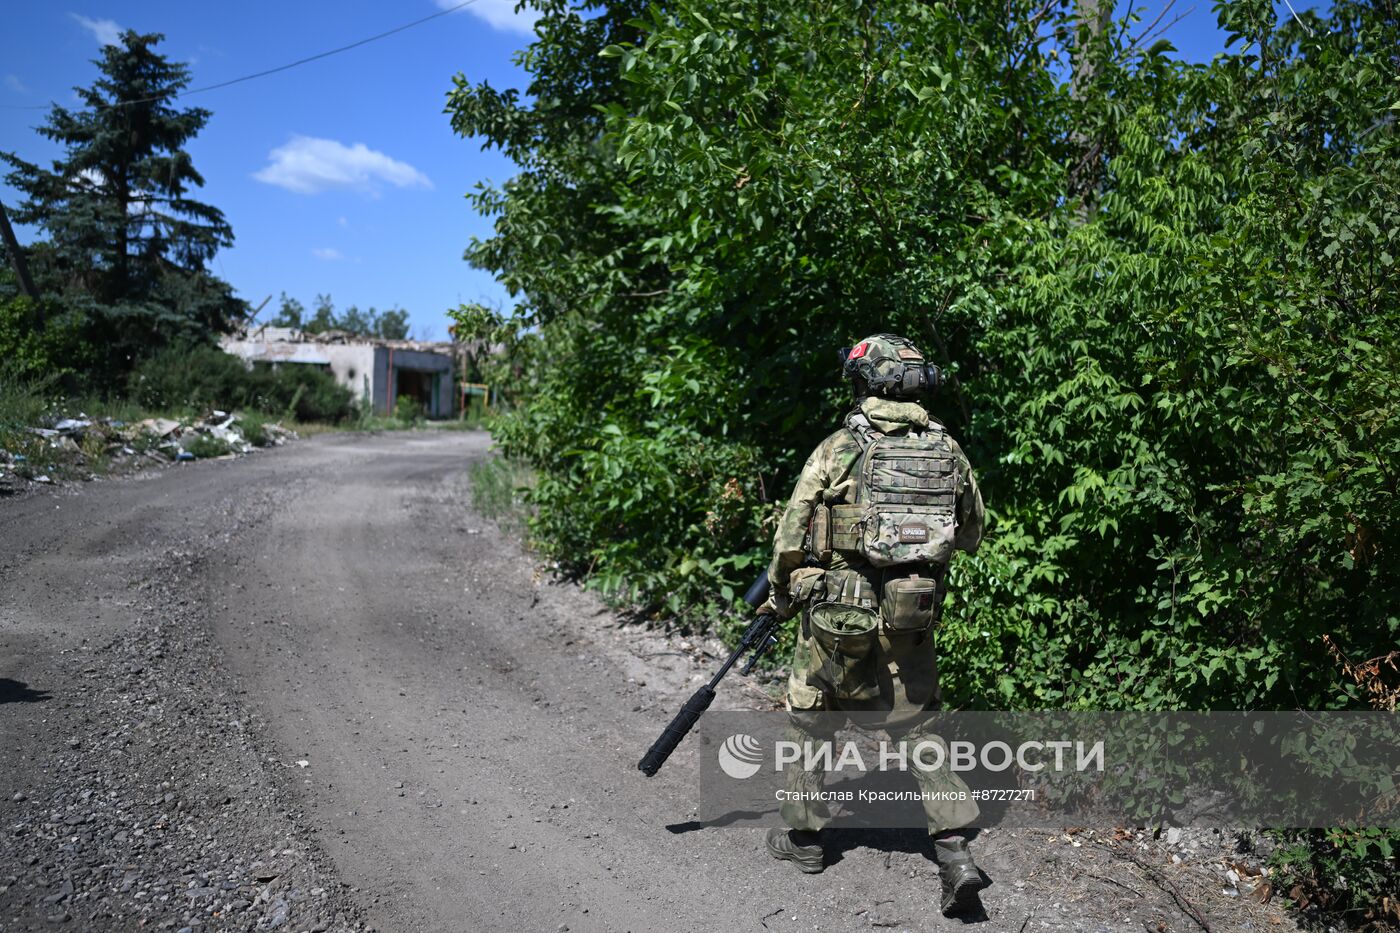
[
  {"left": 829, "top": 411, "right": 960, "bottom": 568},
  {"left": 797, "top": 410, "right": 960, "bottom": 691}
]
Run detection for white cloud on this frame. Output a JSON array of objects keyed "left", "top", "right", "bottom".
[
  {"left": 253, "top": 135, "right": 432, "bottom": 195},
  {"left": 311, "top": 247, "right": 345, "bottom": 261},
  {"left": 4, "top": 74, "right": 28, "bottom": 94},
  {"left": 436, "top": 0, "right": 540, "bottom": 37},
  {"left": 69, "top": 13, "right": 124, "bottom": 47}
]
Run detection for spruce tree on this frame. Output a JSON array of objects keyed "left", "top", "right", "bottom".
[{"left": 1, "top": 30, "right": 241, "bottom": 374}]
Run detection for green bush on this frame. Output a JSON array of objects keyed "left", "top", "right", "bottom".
[
  {"left": 0, "top": 295, "right": 100, "bottom": 389},
  {"left": 127, "top": 344, "right": 250, "bottom": 410},
  {"left": 265, "top": 365, "right": 354, "bottom": 423},
  {"left": 452, "top": 1, "right": 1400, "bottom": 922},
  {"left": 393, "top": 395, "right": 420, "bottom": 425},
  {"left": 181, "top": 434, "right": 230, "bottom": 459},
  {"left": 128, "top": 344, "right": 354, "bottom": 423},
  {"left": 1269, "top": 828, "right": 1400, "bottom": 929},
  {"left": 451, "top": 0, "right": 1399, "bottom": 707}
]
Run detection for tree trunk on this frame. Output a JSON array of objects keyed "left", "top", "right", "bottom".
[
  {"left": 1071, "top": 0, "right": 1110, "bottom": 96},
  {"left": 115, "top": 162, "right": 130, "bottom": 302},
  {"left": 1069, "top": 0, "right": 1112, "bottom": 216}
]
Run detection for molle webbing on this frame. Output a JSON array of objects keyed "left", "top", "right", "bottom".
[
  {"left": 833, "top": 412, "right": 959, "bottom": 568},
  {"left": 866, "top": 443, "right": 957, "bottom": 507},
  {"left": 830, "top": 504, "right": 864, "bottom": 551}
]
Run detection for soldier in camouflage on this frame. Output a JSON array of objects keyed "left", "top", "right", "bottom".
[{"left": 760, "top": 333, "right": 989, "bottom": 916}]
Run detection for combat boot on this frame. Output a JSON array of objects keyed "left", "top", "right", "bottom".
[
  {"left": 933, "top": 835, "right": 987, "bottom": 916},
  {"left": 766, "top": 827, "right": 825, "bottom": 873}
]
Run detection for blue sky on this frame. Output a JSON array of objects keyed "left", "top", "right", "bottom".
[
  {"left": 2, "top": 1, "right": 1247, "bottom": 341},
  {"left": 2, "top": 1, "right": 535, "bottom": 341}
]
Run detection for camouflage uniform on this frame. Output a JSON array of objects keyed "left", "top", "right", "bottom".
[{"left": 768, "top": 395, "right": 984, "bottom": 836}]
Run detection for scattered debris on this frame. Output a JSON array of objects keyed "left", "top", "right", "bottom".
[{"left": 0, "top": 410, "right": 298, "bottom": 494}]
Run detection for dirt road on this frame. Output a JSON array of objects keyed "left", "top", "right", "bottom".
[{"left": 1, "top": 432, "right": 1288, "bottom": 932}]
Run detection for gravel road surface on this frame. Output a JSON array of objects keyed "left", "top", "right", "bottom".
[{"left": 1, "top": 431, "right": 1293, "bottom": 932}]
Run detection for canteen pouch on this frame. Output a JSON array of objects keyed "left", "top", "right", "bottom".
[
  {"left": 880, "top": 575, "right": 939, "bottom": 639},
  {"left": 805, "top": 601, "right": 881, "bottom": 701}
]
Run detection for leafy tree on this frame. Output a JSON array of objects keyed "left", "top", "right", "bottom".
[
  {"left": 337, "top": 303, "right": 410, "bottom": 340},
  {"left": 0, "top": 30, "right": 241, "bottom": 385},
  {"left": 307, "top": 293, "right": 337, "bottom": 332},
  {"left": 373, "top": 307, "right": 410, "bottom": 340},
  {"left": 270, "top": 292, "right": 411, "bottom": 340},
  {"left": 453, "top": 2, "right": 1400, "bottom": 921},
  {"left": 269, "top": 293, "right": 306, "bottom": 329},
  {"left": 451, "top": 0, "right": 1398, "bottom": 711},
  {"left": 452, "top": 3, "right": 1400, "bottom": 917}
]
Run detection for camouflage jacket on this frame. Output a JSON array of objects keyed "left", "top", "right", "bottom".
[{"left": 767, "top": 396, "right": 984, "bottom": 594}]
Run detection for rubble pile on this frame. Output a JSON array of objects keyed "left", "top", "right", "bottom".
[{"left": 0, "top": 411, "right": 297, "bottom": 494}]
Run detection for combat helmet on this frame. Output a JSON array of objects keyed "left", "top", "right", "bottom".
[{"left": 839, "top": 333, "right": 943, "bottom": 399}]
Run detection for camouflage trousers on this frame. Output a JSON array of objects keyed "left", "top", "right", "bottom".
[{"left": 780, "top": 624, "right": 980, "bottom": 835}]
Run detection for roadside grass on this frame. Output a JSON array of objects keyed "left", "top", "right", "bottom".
[
  {"left": 459, "top": 398, "right": 492, "bottom": 430},
  {"left": 281, "top": 420, "right": 338, "bottom": 437},
  {"left": 236, "top": 410, "right": 271, "bottom": 447},
  {"left": 346, "top": 401, "right": 493, "bottom": 434},
  {"left": 66, "top": 396, "right": 157, "bottom": 424},
  {"left": 347, "top": 413, "right": 409, "bottom": 432},
  {"left": 468, "top": 454, "right": 534, "bottom": 538},
  {"left": 0, "top": 366, "right": 59, "bottom": 429}
]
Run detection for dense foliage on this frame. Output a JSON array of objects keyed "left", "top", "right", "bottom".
[
  {"left": 450, "top": 0, "right": 1398, "bottom": 711},
  {"left": 128, "top": 344, "right": 355, "bottom": 423},
  {"left": 0, "top": 291, "right": 101, "bottom": 386},
  {"left": 0, "top": 31, "right": 242, "bottom": 390},
  {"left": 451, "top": 1, "right": 1398, "bottom": 919}
]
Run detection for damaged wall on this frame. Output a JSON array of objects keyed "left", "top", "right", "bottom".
[{"left": 220, "top": 329, "right": 456, "bottom": 418}]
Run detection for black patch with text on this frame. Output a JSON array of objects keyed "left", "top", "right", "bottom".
[{"left": 898, "top": 523, "right": 929, "bottom": 543}]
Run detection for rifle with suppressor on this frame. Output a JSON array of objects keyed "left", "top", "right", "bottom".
[{"left": 637, "top": 570, "right": 779, "bottom": 777}]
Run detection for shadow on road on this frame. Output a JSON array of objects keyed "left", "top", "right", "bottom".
[
  {"left": 0, "top": 678, "right": 52, "bottom": 704},
  {"left": 665, "top": 809, "right": 773, "bottom": 833}
]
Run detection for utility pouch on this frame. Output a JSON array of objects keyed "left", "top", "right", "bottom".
[
  {"left": 805, "top": 601, "right": 881, "bottom": 701},
  {"left": 880, "top": 574, "right": 939, "bottom": 639},
  {"left": 788, "top": 567, "right": 826, "bottom": 604},
  {"left": 806, "top": 505, "right": 832, "bottom": 563}
]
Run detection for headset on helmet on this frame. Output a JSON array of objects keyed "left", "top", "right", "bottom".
[{"left": 838, "top": 333, "right": 943, "bottom": 398}]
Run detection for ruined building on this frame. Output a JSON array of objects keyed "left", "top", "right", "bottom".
[{"left": 220, "top": 327, "right": 458, "bottom": 418}]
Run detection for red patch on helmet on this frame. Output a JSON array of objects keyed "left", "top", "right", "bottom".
[{"left": 848, "top": 342, "right": 869, "bottom": 360}]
